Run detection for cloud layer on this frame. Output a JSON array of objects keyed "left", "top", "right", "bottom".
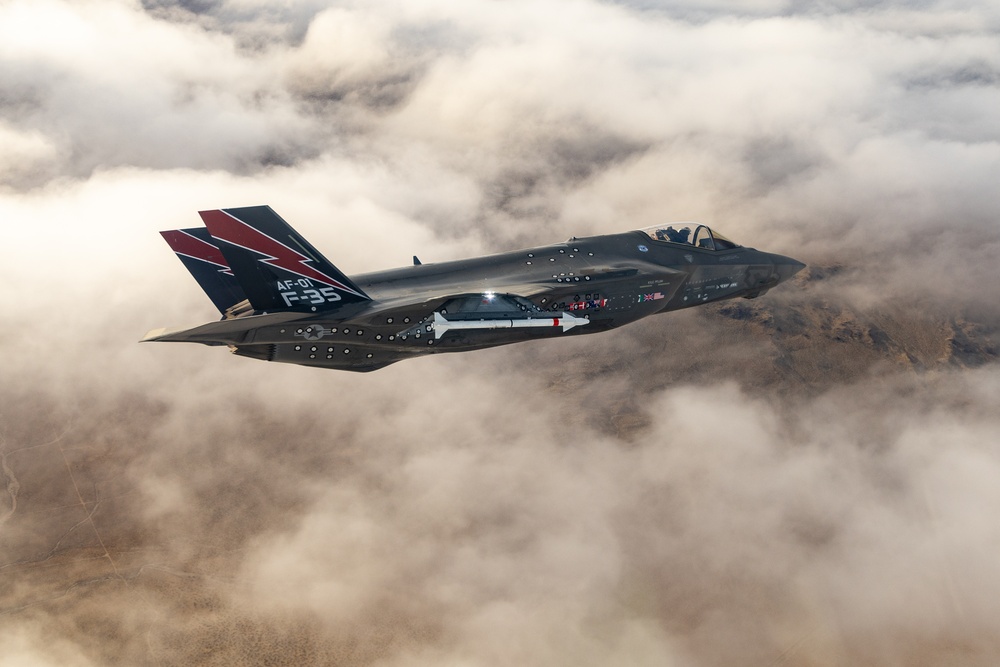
[{"left": 2, "top": 0, "right": 1000, "bottom": 665}]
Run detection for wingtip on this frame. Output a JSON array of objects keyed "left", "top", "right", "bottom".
[{"left": 140, "top": 327, "right": 169, "bottom": 343}]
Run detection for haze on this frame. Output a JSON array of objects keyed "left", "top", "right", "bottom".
[{"left": 2, "top": 1, "right": 999, "bottom": 665}]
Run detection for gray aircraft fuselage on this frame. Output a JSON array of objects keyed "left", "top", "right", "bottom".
[{"left": 146, "top": 215, "right": 803, "bottom": 372}]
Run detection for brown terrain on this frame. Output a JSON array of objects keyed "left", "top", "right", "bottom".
[
  {"left": 523, "top": 265, "right": 998, "bottom": 438},
  {"left": 1, "top": 264, "right": 998, "bottom": 666}
]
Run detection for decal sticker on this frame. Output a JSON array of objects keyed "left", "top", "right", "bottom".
[
  {"left": 640, "top": 292, "right": 665, "bottom": 302},
  {"left": 567, "top": 298, "right": 607, "bottom": 311},
  {"left": 278, "top": 278, "right": 342, "bottom": 307},
  {"left": 687, "top": 277, "right": 738, "bottom": 291},
  {"left": 295, "top": 324, "right": 333, "bottom": 340},
  {"left": 638, "top": 244, "right": 649, "bottom": 253}
]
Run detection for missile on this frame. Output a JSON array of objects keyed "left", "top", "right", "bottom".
[{"left": 432, "top": 311, "right": 589, "bottom": 339}]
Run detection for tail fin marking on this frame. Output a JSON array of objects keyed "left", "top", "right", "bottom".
[
  {"left": 161, "top": 228, "right": 232, "bottom": 273},
  {"left": 161, "top": 228, "right": 247, "bottom": 314},
  {"left": 199, "top": 206, "right": 370, "bottom": 312}
]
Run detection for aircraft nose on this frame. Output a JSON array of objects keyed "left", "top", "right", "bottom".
[{"left": 773, "top": 256, "right": 806, "bottom": 284}]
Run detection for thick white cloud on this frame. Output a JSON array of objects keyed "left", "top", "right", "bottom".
[
  {"left": 0, "top": 0, "right": 315, "bottom": 176},
  {"left": 2, "top": 0, "right": 1000, "bottom": 665}
]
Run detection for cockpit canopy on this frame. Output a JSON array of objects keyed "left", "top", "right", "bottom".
[{"left": 641, "top": 223, "right": 740, "bottom": 251}]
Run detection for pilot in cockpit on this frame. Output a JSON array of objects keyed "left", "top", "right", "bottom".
[{"left": 664, "top": 226, "right": 691, "bottom": 243}]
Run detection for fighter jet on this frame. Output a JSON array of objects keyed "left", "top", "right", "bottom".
[{"left": 143, "top": 206, "right": 804, "bottom": 372}]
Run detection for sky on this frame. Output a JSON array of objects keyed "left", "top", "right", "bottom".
[{"left": 2, "top": 0, "right": 1000, "bottom": 665}]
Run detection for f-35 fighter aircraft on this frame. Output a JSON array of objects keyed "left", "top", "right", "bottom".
[{"left": 143, "top": 206, "right": 804, "bottom": 372}]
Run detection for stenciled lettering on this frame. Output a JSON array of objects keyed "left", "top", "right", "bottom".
[{"left": 279, "top": 279, "right": 343, "bottom": 307}]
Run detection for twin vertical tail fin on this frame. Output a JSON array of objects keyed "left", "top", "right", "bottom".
[
  {"left": 161, "top": 206, "right": 370, "bottom": 315},
  {"left": 160, "top": 228, "right": 247, "bottom": 315},
  {"left": 198, "top": 206, "right": 370, "bottom": 313}
]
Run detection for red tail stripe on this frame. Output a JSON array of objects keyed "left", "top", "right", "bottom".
[
  {"left": 199, "top": 209, "right": 364, "bottom": 297},
  {"left": 161, "top": 230, "right": 230, "bottom": 271}
]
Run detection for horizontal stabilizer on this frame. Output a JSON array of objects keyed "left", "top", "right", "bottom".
[{"left": 140, "top": 311, "right": 303, "bottom": 345}]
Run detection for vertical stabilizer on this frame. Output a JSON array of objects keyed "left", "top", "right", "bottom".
[
  {"left": 199, "top": 206, "right": 371, "bottom": 313},
  {"left": 160, "top": 228, "right": 247, "bottom": 314}
]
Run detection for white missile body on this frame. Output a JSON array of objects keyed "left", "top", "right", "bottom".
[{"left": 432, "top": 311, "right": 589, "bottom": 339}]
